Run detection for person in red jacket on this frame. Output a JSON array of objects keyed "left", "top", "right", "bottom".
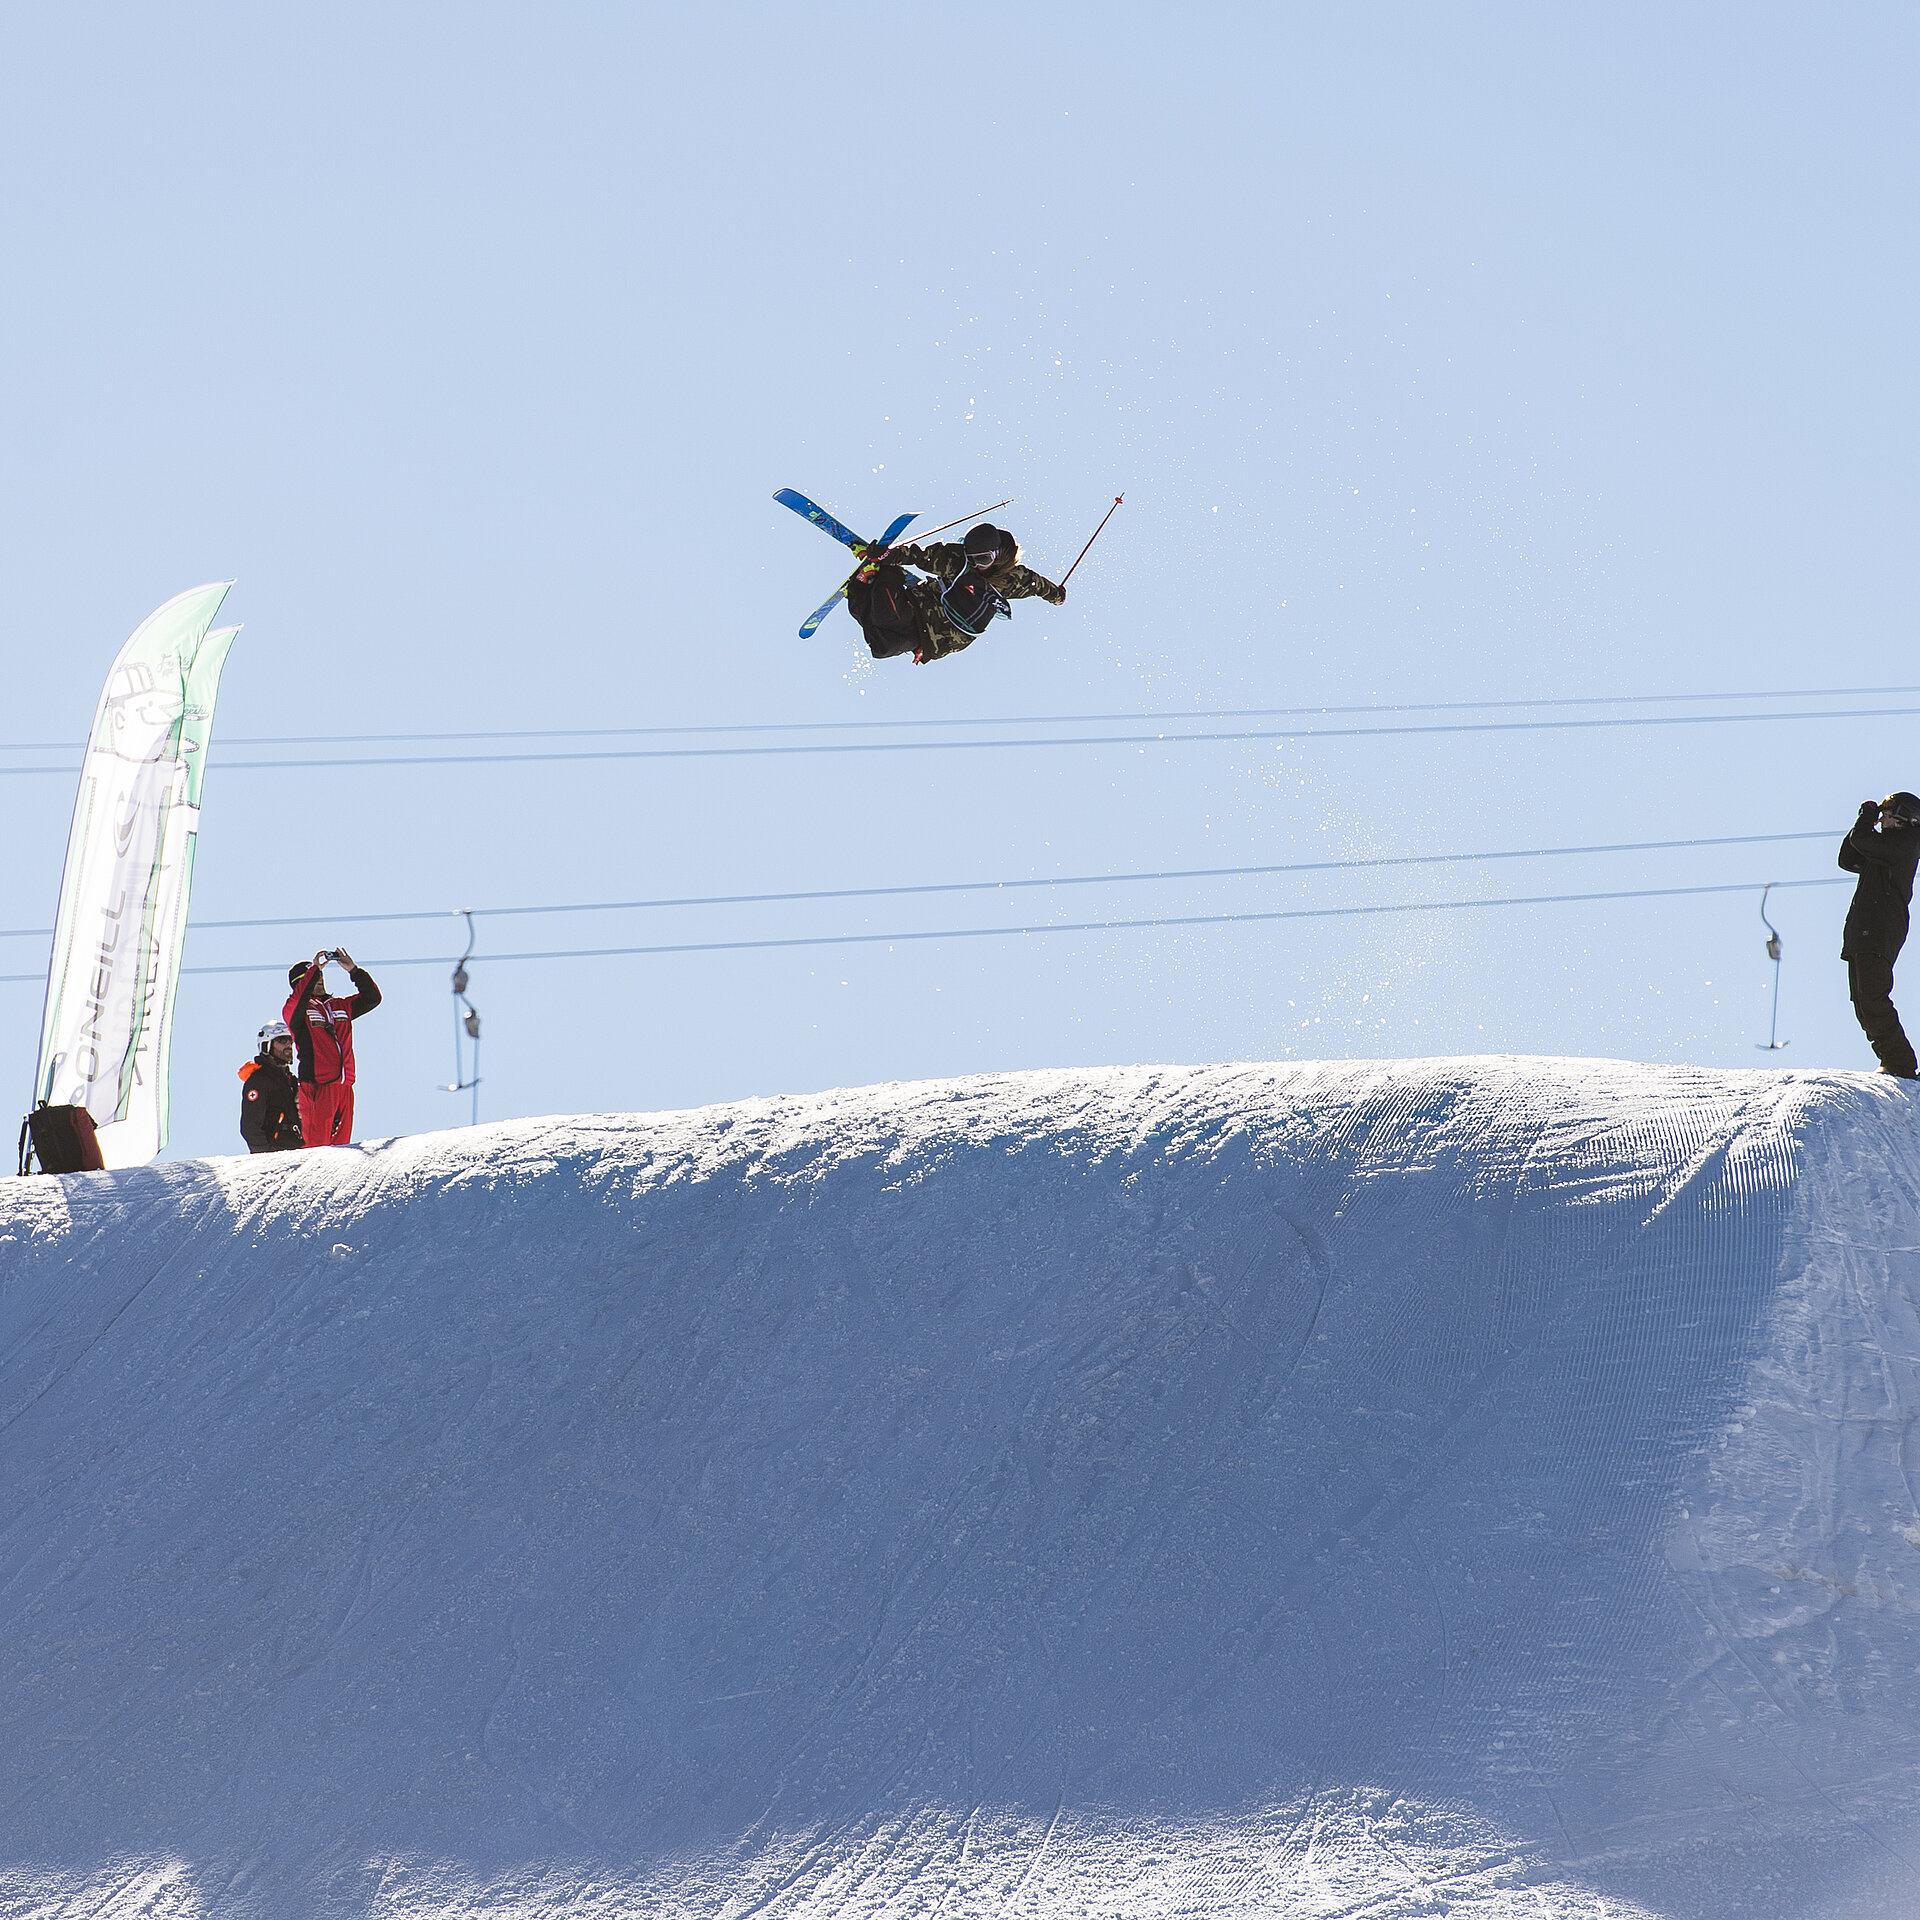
[{"left": 283, "top": 947, "right": 383, "bottom": 1147}]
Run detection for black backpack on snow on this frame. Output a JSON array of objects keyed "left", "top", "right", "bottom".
[
  {"left": 846, "top": 562, "right": 924, "bottom": 660},
  {"left": 938, "top": 559, "right": 1012, "bottom": 639},
  {"left": 17, "top": 1100, "right": 105, "bottom": 1175}
]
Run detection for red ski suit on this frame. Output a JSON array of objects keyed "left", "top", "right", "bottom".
[{"left": 283, "top": 962, "right": 382, "bottom": 1147}]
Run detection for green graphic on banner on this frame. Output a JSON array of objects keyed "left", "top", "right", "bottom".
[{"left": 34, "top": 583, "right": 239, "bottom": 1166}]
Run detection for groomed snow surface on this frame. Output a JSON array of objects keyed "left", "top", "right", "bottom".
[{"left": 3, "top": 1057, "right": 1919, "bottom": 1919}]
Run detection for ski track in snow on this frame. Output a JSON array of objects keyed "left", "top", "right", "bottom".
[{"left": 2, "top": 1056, "right": 1920, "bottom": 1917}]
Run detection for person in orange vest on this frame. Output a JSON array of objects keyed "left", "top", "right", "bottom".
[
  {"left": 238, "top": 1020, "right": 304, "bottom": 1152},
  {"left": 283, "top": 947, "right": 383, "bottom": 1147}
]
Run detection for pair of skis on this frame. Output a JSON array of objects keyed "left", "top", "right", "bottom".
[{"left": 774, "top": 489, "right": 917, "bottom": 638}]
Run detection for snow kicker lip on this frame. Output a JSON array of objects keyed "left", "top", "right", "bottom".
[{"left": 2, "top": 1057, "right": 1917, "bottom": 1918}]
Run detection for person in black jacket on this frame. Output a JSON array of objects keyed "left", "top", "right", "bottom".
[
  {"left": 1839, "top": 792, "right": 1920, "bottom": 1079},
  {"left": 239, "top": 1020, "right": 306, "bottom": 1152}
]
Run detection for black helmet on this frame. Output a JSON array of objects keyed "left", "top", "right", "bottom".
[
  {"left": 1886, "top": 792, "right": 1920, "bottom": 828},
  {"left": 963, "top": 523, "right": 1005, "bottom": 567}
]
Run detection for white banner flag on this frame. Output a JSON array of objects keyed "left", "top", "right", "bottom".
[{"left": 34, "top": 584, "right": 239, "bottom": 1166}]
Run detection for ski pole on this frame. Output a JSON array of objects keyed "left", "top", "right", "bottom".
[
  {"left": 877, "top": 497, "right": 1013, "bottom": 551},
  {"left": 1059, "top": 495, "right": 1123, "bottom": 587}
]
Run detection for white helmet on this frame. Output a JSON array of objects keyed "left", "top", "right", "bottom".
[{"left": 257, "top": 1020, "right": 292, "bottom": 1051}]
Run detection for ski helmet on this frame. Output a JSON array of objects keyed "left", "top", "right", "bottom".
[
  {"left": 258, "top": 1020, "right": 292, "bottom": 1051},
  {"left": 964, "top": 523, "right": 1005, "bottom": 567},
  {"left": 1886, "top": 792, "right": 1920, "bottom": 827}
]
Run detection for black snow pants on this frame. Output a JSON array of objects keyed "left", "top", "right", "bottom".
[
  {"left": 846, "top": 563, "right": 927, "bottom": 660},
  {"left": 1848, "top": 955, "right": 1918, "bottom": 1077}
]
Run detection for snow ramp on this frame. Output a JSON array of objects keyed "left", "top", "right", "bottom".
[{"left": 3, "top": 1058, "right": 1920, "bottom": 1920}]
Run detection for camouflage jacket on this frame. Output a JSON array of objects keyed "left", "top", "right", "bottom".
[{"left": 891, "top": 540, "right": 1066, "bottom": 663}]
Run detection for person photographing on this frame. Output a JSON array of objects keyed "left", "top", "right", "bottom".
[
  {"left": 283, "top": 947, "right": 383, "bottom": 1146},
  {"left": 1839, "top": 793, "right": 1920, "bottom": 1080}
]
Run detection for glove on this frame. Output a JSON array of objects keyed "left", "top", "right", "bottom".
[
  {"left": 1860, "top": 801, "right": 1883, "bottom": 822},
  {"left": 1050, "top": 585, "right": 1068, "bottom": 606}
]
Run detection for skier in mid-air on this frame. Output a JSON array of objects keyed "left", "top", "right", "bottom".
[
  {"left": 851, "top": 522, "right": 1066, "bottom": 664},
  {"left": 1839, "top": 792, "right": 1920, "bottom": 1079}
]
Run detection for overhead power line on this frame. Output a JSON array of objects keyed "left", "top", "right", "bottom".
[
  {"left": 0, "top": 828, "right": 1843, "bottom": 941},
  {"left": 2, "top": 707, "right": 1915, "bottom": 777},
  {"left": 4, "top": 682, "right": 1917, "bottom": 754},
  {"left": 0, "top": 873, "right": 1850, "bottom": 986}
]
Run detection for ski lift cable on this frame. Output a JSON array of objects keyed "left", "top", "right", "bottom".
[
  {"left": 8, "top": 703, "right": 1920, "bottom": 776},
  {"left": 0, "top": 828, "right": 1848, "bottom": 941},
  {"left": 6, "top": 682, "right": 1919, "bottom": 754},
  {"left": 0, "top": 873, "right": 1850, "bottom": 985},
  {"left": 10, "top": 700, "right": 1920, "bottom": 776}
]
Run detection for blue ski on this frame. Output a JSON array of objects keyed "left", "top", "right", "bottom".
[
  {"left": 777, "top": 491, "right": 917, "bottom": 637},
  {"left": 775, "top": 489, "right": 866, "bottom": 552}
]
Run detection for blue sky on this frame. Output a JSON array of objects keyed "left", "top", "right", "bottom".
[{"left": 4, "top": 3, "right": 1916, "bottom": 1159}]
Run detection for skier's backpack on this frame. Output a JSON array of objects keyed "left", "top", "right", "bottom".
[
  {"left": 846, "top": 562, "right": 923, "bottom": 660},
  {"left": 938, "top": 559, "right": 1012, "bottom": 639},
  {"left": 17, "top": 1101, "right": 105, "bottom": 1176}
]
